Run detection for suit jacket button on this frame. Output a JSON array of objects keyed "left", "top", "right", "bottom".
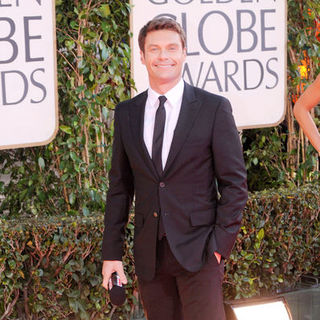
[
  {"left": 153, "top": 212, "right": 158, "bottom": 218},
  {"left": 159, "top": 182, "right": 165, "bottom": 188}
]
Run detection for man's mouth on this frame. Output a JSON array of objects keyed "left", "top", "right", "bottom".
[{"left": 155, "top": 64, "right": 175, "bottom": 68}]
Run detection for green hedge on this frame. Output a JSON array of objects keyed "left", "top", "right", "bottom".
[
  {"left": 0, "top": 215, "right": 137, "bottom": 320},
  {"left": 225, "top": 184, "right": 320, "bottom": 299},
  {"left": 1, "top": 185, "right": 319, "bottom": 319}
]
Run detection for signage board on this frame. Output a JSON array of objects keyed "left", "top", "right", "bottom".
[
  {"left": 130, "top": 0, "right": 287, "bottom": 129},
  {"left": 0, "top": 0, "right": 58, "bottom": 149}
]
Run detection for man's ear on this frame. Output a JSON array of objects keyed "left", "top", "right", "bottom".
[
  {"left": 140, "top": 50, "right": 146, "bottom": 65},
  {"left": 182, "top": 47, "right": 187, "bottom": 60}
]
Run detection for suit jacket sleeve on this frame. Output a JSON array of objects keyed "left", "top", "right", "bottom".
[
  {"left": 210, "top": 97, "right": 248, "bottom": 259},
  {"left": 102, "top": 105, "right": 134, "bottom": 261}
]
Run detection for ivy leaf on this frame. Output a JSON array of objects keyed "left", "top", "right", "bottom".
[
  {"left": 60, "top": 125, "right": 72, "bottom": 135},
  {"left": 38, "top": 157, "right": 45, "bottom": 170},
  {"left": 245, "top": 253, "right": 254, "bottom": 261},
  {"left": 101, "top": 46, "right": 109, "bottom": 61},
  {"left": 102, "top": 106, "right": 108, "bottom": 120},
  {"left": 82, "top": 207, "right": 90, "bottom": 217},
  {"left": 8, "top": 260, "right": 16, "bottom": 269},
  {"left": 99, "top": 4, "right": 110, "bottom": 18},
  {"left": 69, "top": 192, "right": 76, "bottom": 205},
  {"left": 37, "top": 293, "right": 44, "bottom": 301},
  {"left": 257, "top": 228, "right": 265, "bottom": 241}
]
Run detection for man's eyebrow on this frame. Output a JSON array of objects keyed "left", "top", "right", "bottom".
[
  {"left": 147, "top": 43, "right": 179, "bottom": 48},
  {"left": 146, "top": 44, "right": 160, "bottom": 49},
  {"left": 147, "top": 41, "right": 180, "bottom": 46}
]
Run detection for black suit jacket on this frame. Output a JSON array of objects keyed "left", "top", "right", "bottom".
[{"left": 102, "top": 82, "right": 248, "bottom": 281}]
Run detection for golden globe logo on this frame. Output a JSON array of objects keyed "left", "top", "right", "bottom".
[{"left": 131, "top": 0, "right": 286, "bottom": 129}]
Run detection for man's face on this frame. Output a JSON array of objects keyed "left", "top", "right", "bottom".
[{"left": 140, "top": 29, "right": 186, "bottom": 90}]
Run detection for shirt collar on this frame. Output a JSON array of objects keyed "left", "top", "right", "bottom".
[{"left": 147, "top": 79, "right": 184, "bottom": 109}]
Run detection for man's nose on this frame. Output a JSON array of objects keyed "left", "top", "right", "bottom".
[{"left": 158, "top": 49, "right": 169, "bottom": 59}]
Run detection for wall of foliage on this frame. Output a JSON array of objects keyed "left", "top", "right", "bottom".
[
  {"left": 0, "top": 0, "right": 133, "bottom": 217},
  {"left": 243, "top": 0, "right": 320, "bottom": 191},
  {"left": 0, "top": 0, "right": 319, "bottom": 319}
]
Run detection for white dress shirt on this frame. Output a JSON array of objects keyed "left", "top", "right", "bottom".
[{"left": 143, "top": 79, "right": 184, "bottom": 170}]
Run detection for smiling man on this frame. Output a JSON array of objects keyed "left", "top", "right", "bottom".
[{"left": 101, "top": 18, "right": 248, "bottom": 320}]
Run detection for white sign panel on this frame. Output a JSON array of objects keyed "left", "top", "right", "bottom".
[
  {"left": 131, "top": 0, "right": 287, "bottom": 129},
  {"left": 0, "top": 0, "right": 58, "bottom": 150}
]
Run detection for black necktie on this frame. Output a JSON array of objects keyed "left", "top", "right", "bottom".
[{"left": 152, "top": 95, "right": 167, "bottom": 176}]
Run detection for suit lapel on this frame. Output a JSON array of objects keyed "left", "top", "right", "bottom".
[
  {"left": 163, "top": 83, "right": 201, "bottom": 175},
  {"left": 129, "top": 91, "right": 159, "bottom": 179}
]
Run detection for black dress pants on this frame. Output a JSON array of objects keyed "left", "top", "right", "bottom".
[{"left": 138, "top": 237, "right": 226, "bottom": 320}]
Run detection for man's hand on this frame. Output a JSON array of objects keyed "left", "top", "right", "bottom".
[
  {"left": 214, "top": 252, "right": 221, "bottom": 264},
  {"left": 102, "top": 260, "right": 128, "bottom": 290}
]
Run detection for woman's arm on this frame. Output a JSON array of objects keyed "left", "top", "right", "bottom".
[{"left": 293, "top": 74, "right": 320, "bottom": 153}]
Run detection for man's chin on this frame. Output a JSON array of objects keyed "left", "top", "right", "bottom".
[{"left": 154, "top": 74, "right": 180, "bottom": 83}]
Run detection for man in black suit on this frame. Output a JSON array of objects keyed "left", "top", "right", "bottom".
[{"left": 102, "top": 18, "right": 248, "bottom": 320}]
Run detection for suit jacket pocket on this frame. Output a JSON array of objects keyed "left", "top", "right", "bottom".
[{"left": 190, "top": 210, "right": 215, "bottom": 227}]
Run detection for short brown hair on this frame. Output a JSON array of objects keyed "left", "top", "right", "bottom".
[{"left": 138, "top": 17, "right": 186, "bottom": 53}]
